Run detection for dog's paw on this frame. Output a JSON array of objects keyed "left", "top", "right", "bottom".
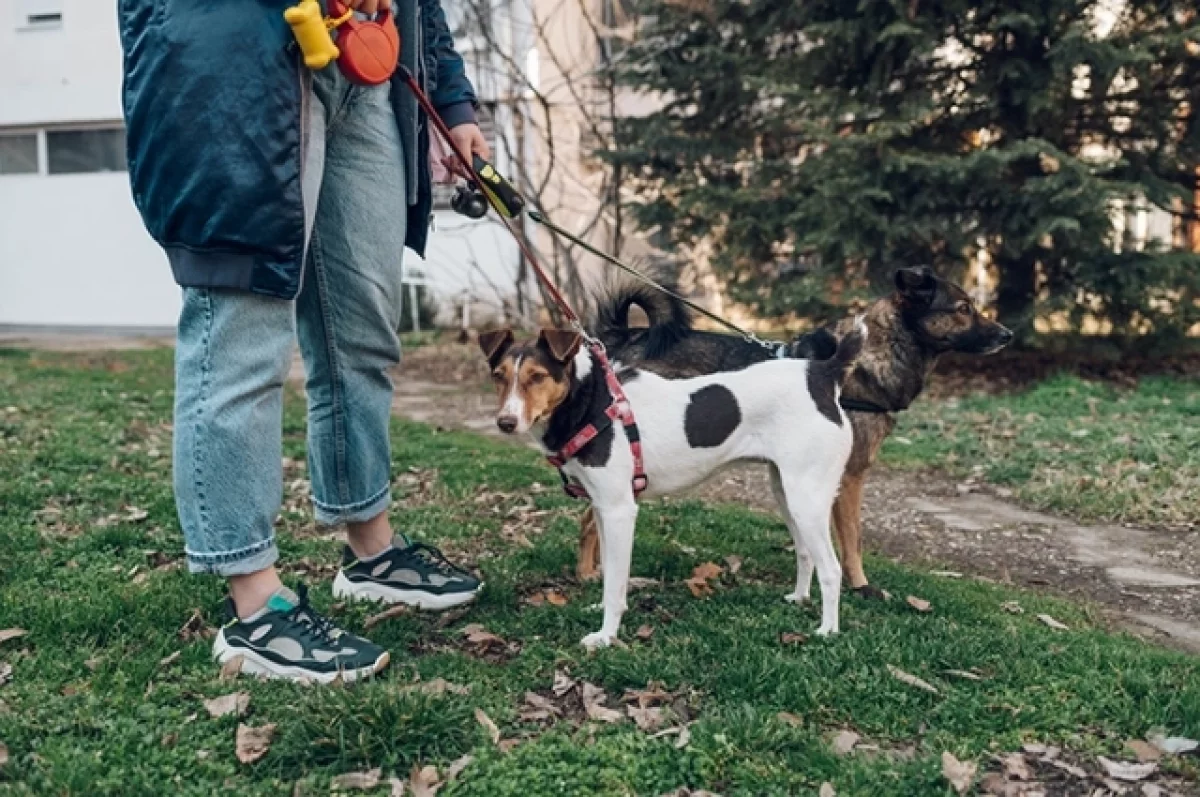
[
  {"left": 784, "top": 591, "right": 811, "bottom": 605},
  {"left": 814, "top": 623, "right": 839, "bottom": 637},
  {"left": 849, "top": 584, "right": 889, "bottom": 602},
  {"left": 581, "top": 631, "right": 616, "bottom": 650}
]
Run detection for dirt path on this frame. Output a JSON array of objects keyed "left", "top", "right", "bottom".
[{"left": 393, "top": 342, "right": 1200, "bottom": 655}]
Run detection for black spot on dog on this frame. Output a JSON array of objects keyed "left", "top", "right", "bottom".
[
  {"left": 576, "top": 424, "right": 614, "bottom": 469},
  {"left": 807, "top": 364, "right": 843, "bottom": 426},
  {"left": 684, "top": 385, "right": 741, "bottom": 448}
]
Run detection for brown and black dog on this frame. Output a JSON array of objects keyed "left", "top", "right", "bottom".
[{"left": 576, "top": 266, "right": 1013, "bottom": 597}]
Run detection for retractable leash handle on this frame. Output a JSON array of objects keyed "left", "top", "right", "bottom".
[{"left": 397, "top": 65, "right": 584, "bottom": 327}]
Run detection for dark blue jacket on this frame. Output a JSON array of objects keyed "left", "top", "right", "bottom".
[{"left": 118, "top": 0, "right": 477, "bottom": 299}]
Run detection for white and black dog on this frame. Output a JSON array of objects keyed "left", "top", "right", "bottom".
[{"left": 479, "top": 321, "right": 866, "bottom": 648}]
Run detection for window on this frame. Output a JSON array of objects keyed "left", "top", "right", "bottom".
[
  {"left": 47, "top": 129, "right": 126, "bottom": 174},
  {"left": 16, "top": 0, "right": 62, "bottom": 30},
  {"left": 0, "top": 134, "right": 38, "bottom": 175}
]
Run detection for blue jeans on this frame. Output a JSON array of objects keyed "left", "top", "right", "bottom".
[{"left": 175, "top": 69, "right": 406, "bottom": 576}]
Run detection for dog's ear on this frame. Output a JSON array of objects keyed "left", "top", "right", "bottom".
[
  {"left": 478, "top": 328, "right": 514, "bottom": 367},
  {"left": 894, "top": 265, "right": 937, "bottom": 308},
  {"left": 538, "top": 328, "right": 583, "bottom": 363}
]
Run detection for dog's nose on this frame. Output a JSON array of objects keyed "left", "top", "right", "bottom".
[
  {"left": 997, "top": 327, "right": 1014, "bottom": 345},
  {"left": 497, "top": 415, "right": 518, "bottom": 433}
]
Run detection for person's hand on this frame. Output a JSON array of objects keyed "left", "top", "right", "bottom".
[
  {"left": 448, "top": 123, "right": 491, "bottom": 163},
  {"left": 348, "top": 0, "right": 383, "bottom": 16}
]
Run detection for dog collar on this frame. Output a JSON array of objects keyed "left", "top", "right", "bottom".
[
  {"left": 838, "top": 397, "right": 893, "bottom": 414},
  {"left": 546, "top": 343, "right": 648, "bottom": 500}
]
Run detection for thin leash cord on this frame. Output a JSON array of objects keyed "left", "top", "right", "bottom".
[
  {"left": 399, "top": 67, "right": 585, "bottom": 331},
  {"left": 527, "top": 210, "right": 781, "bottom": 352},
  {"left": 402, "top": 65, "right": 776, "bottom": 352}
]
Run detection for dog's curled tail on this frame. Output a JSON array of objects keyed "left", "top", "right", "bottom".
[
  {"left": 592, "top": 281, "right": 693, "bottom": 358},
  {"left": 813, "top": 315, "right": 868, "bottom": 387}
]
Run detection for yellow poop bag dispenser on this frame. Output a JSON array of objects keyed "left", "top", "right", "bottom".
[{"left": 284, "top": 0, "right": 352, "bottom": 71}]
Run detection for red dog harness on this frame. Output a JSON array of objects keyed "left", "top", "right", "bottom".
[{"left": 545, "top": 344, "right": 648, "bottom": 501}]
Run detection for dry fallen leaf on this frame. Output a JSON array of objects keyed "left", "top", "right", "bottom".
[
  {"left": 819, "top": 784, "right": 836, "bottom": 797},
  {"left": 627, "top": 705, "right": 666, "bottom": 732},
  {"left": 407, "top": 764, "right": 442, "bottom": 797},
  {"left": 331, "top": 768, "right": 382, "bottom": 791},
  {"left": 0, "top": 629, "right": 27, "bottom": 646},
  {"left": 0, "top": 663, "right": 12, "bottom": 687},
  {"left": 445, "top": 754, "right": 474, "bottom": 781},
  {"left": 692, "top": 562, "right": 724, "bottom": 581},
  {"left": 0, "top": 742, "right": 8, "bottom": 767},
  {"left": 460, "top": 624, "right": 506, "bottom": 649},
  {"left": 779, "top": 632, "right": 809, "bottom": 646},
  {"left": 552, "top": 670, "right": 576, "bottom": 698},
  {"left": 634, "top": 624, "right": 655, "bottom": 641},
  {"left": 1147, "top": 732, "right": 1198, "bottom": 756},
  {"left": 887, "top": 665, "right": 939, "bottom": 694},
  {"left": 777, "top": 712, "right": 803, "bottom": 727},
  {"left": 474, "top": 708, "right": 501, "bottom": 745},
  {"left": 1126, "top": 740, "right": 1163, "bottom": 763},
  {"left": 402, "top": 677, "right": 470, "bottom": 697},
  {"left": 675, "top": 725, "right": 691, "bottom": 749},
  {"left": 941, "top": 751, "right": 977, "bottom": 795},
  {"left": 125, "top": 506, "right": 149, "bottom": 522},
  {"left": 723, "top": 555, "right": 743, "bottom": 575},
  {"left": 1097, "top": 756, "right": 1156, "bottom": 782},
  {"left": 831, "top": 730, "right": 860, "bottom": 756},
  {"left": 219, "top": 655, "right": 244, "bottom": 682},
  {"left": 545, "top": 590, "right": 568, "bottom": 607},
  {"left": 1036, "top": 614, "right": 1069, "bottom": 631},
  {"left": 364, "top": 604, "right": 411, "bottom": 629},
  {"left": 204, "top": 691, "right": 250, "bottom": 718},
  {"left": 159, "top": 650, "right": 182, "bottom": 668},
  {"left": 1000, "top": 601, "right": 1024, "bottom": 614},
  {"left": 942, "top": 669, "right": 983, "bottom": 681},
  {"left": 1022, "top": 743, "right": 1059, "bottom": 759},
  {"left": 235, "top": 722, "right": 276, "bottom": 764},
  {"left": 906, "top": 596, "right": 932, "bottom": 613},
  {"left": 519, "top": 691, "right": 560, "bottom": 722},
  {"left": 1046, "top": 758, "right": 1087, "bottom": 778},
  {"left": 582, "top": 682, "right": 623, "bottom": 723},
  {"left": 1001, "top": 752, "right": 1033, "bottom": 780},
  {"left": 685, "top": 578, "right": 714, "bottom": 598}
]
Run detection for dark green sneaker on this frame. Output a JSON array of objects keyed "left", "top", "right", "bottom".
[
  {"left": 332, "top": 537, "right": 482, "bottom": 610},
  {"left": 213, "top": 585, "right": 389, "bottom": 684}
]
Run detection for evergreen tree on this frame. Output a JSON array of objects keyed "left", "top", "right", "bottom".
[{"left": 614, "top": 0, "right": 1200, "bottom": 341}]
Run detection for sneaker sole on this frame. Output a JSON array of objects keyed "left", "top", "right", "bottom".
[
  {"left": 332, "top": 570, "right": 482, "bottom": 610},
  {"left": 213, "top": 629, "right": 389, "bottom": 685}
]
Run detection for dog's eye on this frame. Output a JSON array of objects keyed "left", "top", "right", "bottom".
[
  {"left": 529, "top": 372, "right": 547, "bottom": 385},
  {"left": 956, "top": 302, "right": 972, "bottom": 316},
  {"left": 491, "top": 370, "right": 505, "bottom": 383}
]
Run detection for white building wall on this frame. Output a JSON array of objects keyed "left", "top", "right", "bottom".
[{"left": 0, "top": 0, "right": 520, "bottom": 330}]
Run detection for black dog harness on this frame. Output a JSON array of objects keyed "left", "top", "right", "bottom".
[
  {"left": 545, "top": 343, "right": 648, "bottom": 501},
  {"left": 839, "top": 398, "right": 893, "bottom": 414}
]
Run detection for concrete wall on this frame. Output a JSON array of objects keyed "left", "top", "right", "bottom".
[{"left": 0, "top": 0, "right": 521, "bottom": 330}]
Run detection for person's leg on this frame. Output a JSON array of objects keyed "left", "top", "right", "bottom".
[
  {"left": 174, "top": 286, "right": 293, "bottom": 611},
  {"left": 174, "top": 285, "right": 389, "bottom": 682},
  {"left": 297, "top": 72, "right": 480, "bottom": 608}
]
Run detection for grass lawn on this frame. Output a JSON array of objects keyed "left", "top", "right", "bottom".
[
  {"left": 882, "top": 374, "right": 1200, "bottom": 528},
  {"left": 1, "top": 349, "right": 1198, "bottom": 796}
]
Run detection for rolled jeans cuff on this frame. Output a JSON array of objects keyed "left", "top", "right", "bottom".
[
  {"left": 312, "top": 483, "right": 390, "bottom": 526},
  {"left": 186, "top": 536, "right": 279, "bottom": 577}
]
